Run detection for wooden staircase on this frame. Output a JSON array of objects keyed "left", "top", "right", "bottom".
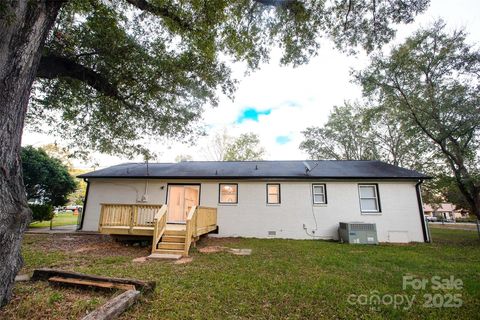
[
  {"left": 154, "top": 228, "right": 187, "bottom": 256},
  {"left": 97, "top": 203, "right": 217, "bottom": 259},
  {"left": 149, "top": 206, "right": 217, "bottom": 259}
]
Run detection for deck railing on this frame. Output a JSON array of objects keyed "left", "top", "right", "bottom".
[
  {"left": 184, "top": 206, "right": 217, "bottom": 255},
  {"left": 194, "top": 206, "right": 218, "bottom": 237},
  {"left": 184, "top": 206, "right": 197, "bottom": 256},
  {"left": 99, "top": 203, "right": 165, "bottom": 234},
  {"left": 152, "top": 206, "right": 167, "bottom": 253}
]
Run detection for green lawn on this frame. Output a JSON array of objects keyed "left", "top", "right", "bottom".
[
  {"left": 2, "top": 228, "right": 479, "bottom": 319},
  {"left": 28, "top": 213, "right": 78, "bottom": 228}
]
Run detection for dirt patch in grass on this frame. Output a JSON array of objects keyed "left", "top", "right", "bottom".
[
  {"left": 25, "top": 234, "right": 150, "bottom": 258},
  {"left": 174, "top": 257, "right": 194, "bottom": 264},
  {"left": 199, "top": 236, "right": 242, "bottom": 246},
  {"left": 197, "top": 245, "right": 228, "bottom": 253},
  {"left": 0, "top": 281, "right": 116, "bottom": 320}
]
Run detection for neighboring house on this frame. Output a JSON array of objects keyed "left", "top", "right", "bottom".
[
  {"left": 423, "top": 203, "right": 466, "bottom": 221},
  {"left": 78, "top": 160, "right": 430, "bottom": 256}
]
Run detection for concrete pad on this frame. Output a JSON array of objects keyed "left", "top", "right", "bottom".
[
  {"left": 15, "top": 274, "right": 31, "bottom": 282},
  {"left": 198, "top": 246, "right": 228, "bottom": 253},
  {"left": 229, "top": 248, "right": 252, "bottom": 256},
  {"left": 147, "top": 253, "right": 182, "bottom": 260}
]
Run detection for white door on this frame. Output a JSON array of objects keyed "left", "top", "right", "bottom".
[{"left": 167, "top": 185, "right": 200, "bottom": 223}]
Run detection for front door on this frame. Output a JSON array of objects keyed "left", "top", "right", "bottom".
[{"left": 167, "top": 185, "right": 200, "bottom": 223}]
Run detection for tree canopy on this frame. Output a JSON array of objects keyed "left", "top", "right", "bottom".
[
  {"left": 356, "top": 21, "right": 480, "bottom": 218},
  {"left": 300, "top": 102, "right": 428, "bottom": 168},
  {"left": 21, "top": 146, "right": 77, "bottom": 207},
  {"left": 300, "top": 103, "right": 377, "bottom": 161},
  {"left": 26, "top": 0, "right": 430, "bottom": 158},
  {"left": 224, "top": 133, "right": 266, "bottom": 161}
]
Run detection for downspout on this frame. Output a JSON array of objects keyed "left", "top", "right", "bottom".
[
  {"left": 415, "top": 179, "right": 430, "bottom": 243},
  {"left": 78, "top": 178, "right": 90, "bottom": 231}
]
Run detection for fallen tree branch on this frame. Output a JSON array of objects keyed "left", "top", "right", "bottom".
[{"left": 82, "top": 289, "right": 140, "bottom": 320}]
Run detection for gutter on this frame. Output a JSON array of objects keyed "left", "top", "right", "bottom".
[
  {"left": 415, "top": 179, "right": 430, "bottom": 243},
  {"left": 77, "top": 175, "right": 431, "bottom": 181},
  {"left": 78, "top": 178, "right": 90, "bottom": 231}
]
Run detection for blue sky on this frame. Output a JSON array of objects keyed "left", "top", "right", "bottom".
[
  {"left": 236, "top": 108, "right": 272, "bottom": 124},
  {"left": 275, "top": 136, "right": 291, "bottom": 145}
]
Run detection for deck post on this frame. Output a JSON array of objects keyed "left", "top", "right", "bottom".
[
  {"left": 129, "top": 205, "right": 137, "bottom": 234},
  {"left": 98, "top": 205, "right": 105, "bottom": 233}
]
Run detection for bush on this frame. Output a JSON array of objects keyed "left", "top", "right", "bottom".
[
  {"left": 29, "top": 204, "right": 54, "bottom": 222},
  {"left": 456, "top": 217, "right": 478, "bottom": 223}
]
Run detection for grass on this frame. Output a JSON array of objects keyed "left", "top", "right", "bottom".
[
  {"left": 1, "top": 228, "right": 479, "bottom": 319},
  {"left": 28, "top": 213, "right": 78, "bottom": 228}
]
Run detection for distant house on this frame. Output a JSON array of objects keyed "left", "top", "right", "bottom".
[
  {"left": 423, "top": 203, "right": 466, "bottom": 221},
  {"left": 77, "top": 160, "right": 430, "bottom": 256}
]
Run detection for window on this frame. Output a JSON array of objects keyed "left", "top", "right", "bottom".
[
  {"left": 219, "top": 184, "right": 238, "bottom": 204},
  {"left": 312, "top": 184, "right": 327, "bottom": 204},
  {"left": 358, "top": 184, "right": 381, "bottom": 213},
  {"left": 267, "top": 184, "right": 281, "bottom": 204}
]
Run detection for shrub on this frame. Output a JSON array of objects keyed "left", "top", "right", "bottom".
[
  {"left": 456, "top": 217, "right": 478, "bottom": 223},
  {"left": 29, "top": 204, "right": 54, "bottom": 222}
]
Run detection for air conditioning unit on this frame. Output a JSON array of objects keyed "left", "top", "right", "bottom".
[{"left": 339, "top": 222, "right": 378, "bottom": 244}]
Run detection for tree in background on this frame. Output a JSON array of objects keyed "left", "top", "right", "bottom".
[
  {"left": 40, "top": 143, "right": 73, "bottom": 168},
  {"left": 21, "top": 146, "right": 77, "bottom": 208},
  {"left": 300, "top": 102, "right": 427, "bottom": 168},
  {"left": 175, "top": 154, "right": 193, "bottom": 163},
  {"left": 67, "top": 168, "right": 88, "bottom": 206},
  {"left": 300, "top": 103, "right": 377, "bottom": 161},
  {"left": 203, "top": 129, "right": 232, "bottom": 161},
  {"left": 224, "top": 133, "right": 266, "bottom": 161},
  {"left": 422, "top": 175, "right": 472, "bottom": 213},
  {"left": 357, "top": 21, "right": 480, "bottom": 219},
  {"left": 41, "top": 144, "right": 87, "bottom": 206},
  {"left": 0, "top": 0, "right": 429, "bottom": 305}
]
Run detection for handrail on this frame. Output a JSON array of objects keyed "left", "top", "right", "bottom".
[
  {"left": 100, "top": 203, "right": 164, "bottom": 207},
  {"left": 184, "top": 206, "right": 197, "bottom": 255},
  {"left": 152, "top": 205, "right": 167, "bottom": 253}
]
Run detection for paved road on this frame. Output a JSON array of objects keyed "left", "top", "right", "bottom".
[
  {"left": 27, "top": 224, "right": 78, "bottom": 234},
  {"left": 429, "top": 222, "right": 478, "bottom": 231}
]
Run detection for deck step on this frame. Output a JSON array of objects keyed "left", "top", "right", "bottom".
[
  {"left": 162, "top": 235, "right": 185, "bottom": 243},
  {"left": 157, "top": 242, "right": 184, "bottom": 250},
  {"left": 153, "top": 248, "right": 185, "bottom": 255},
  {"left": 164, "top": 230, "right": 186, "bottom": 236},
  {"left": 147, "top": 253, "right": 182, "bottom": 260}
]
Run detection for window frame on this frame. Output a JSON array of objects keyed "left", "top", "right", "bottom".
[
  {"left": 312, "top": 183, "right": 327, "bottom": 204},
  {"left": 218, "top": 183, "right": 238, "bottom": 204},
  {"left": 266, "top": 183, "right": 281, "bottom": 204},
  {"left": 358, "top": 184, "right": 381, "bottom": 213}
]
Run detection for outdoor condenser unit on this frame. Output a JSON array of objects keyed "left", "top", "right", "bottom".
[{"left": 338, "top": 222, "right": 378, "bottom": 244}]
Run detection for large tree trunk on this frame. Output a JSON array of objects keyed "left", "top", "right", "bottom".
[{"left": 0, "top": 0, "right": 62, "bottom": 306}]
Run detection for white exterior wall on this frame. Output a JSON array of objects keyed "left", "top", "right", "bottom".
[{"left": 82, "top": 179, "right": 425, "bottom": 243}]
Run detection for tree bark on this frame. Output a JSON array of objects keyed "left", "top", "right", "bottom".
[{"left": 0, "top": 0, "right": 63, "bottom": 306}]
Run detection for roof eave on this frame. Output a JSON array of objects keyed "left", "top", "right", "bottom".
[{"left": 77, "top": 175, "right": 429, "bottom": 180}]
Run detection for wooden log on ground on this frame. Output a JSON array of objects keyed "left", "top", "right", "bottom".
[
  {"left": 48, "top": 276, "right": 136, "bottom": 291},
  {"left": 81, "top": 289, "right": 140, "bottom": 320},
  {"left": 31, "top": 268, "right": 155, "bottom": 293}
]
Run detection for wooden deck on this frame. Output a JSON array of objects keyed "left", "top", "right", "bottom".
[{"left": 99, "top": 204, "right": 217, "bottom": 256}]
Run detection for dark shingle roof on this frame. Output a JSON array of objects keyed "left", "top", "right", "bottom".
[{"left": 78, "top": 160, "right": 428, "bottom": 180}]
